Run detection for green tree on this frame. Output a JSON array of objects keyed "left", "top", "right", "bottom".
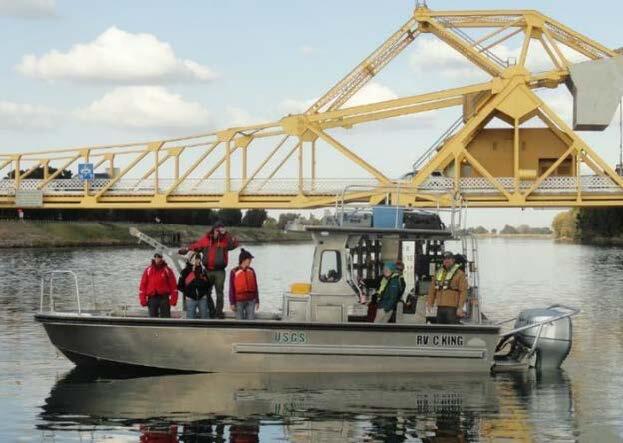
[
  {"left": 217, "top": 209, "right": 242, "bottom": 226},
  {"left": 472, "top": 226, "right": 489, "bottom": 234},
  {"left": 241, "top": 209, "right": 268, "bottom": 228},
  {"left": 500, "top": 224, "right": 518, "bottom": 234},
  {"left": 5, "top": 166, "right": 72, "bottom": 179}
]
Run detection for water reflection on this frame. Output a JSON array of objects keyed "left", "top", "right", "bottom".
[
  {"left": 38, "top": 368, "right": 581, "bottom": 442},
  {"left": 0, "top": 241, "right": 622, "bottom": 440}
]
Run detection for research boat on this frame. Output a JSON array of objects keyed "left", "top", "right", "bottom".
[{"left": 35, "top": 209, "right": 579, "bottom": 373}]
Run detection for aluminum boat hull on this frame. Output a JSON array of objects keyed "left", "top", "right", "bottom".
[{"left": 35, "top": 313, "right": 500, "bottom": 373}]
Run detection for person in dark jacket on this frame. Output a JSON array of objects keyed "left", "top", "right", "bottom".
[
  {"left": 374, "top": 261, "right": 402, "bottom": 323},
  {"left": 229, "top": 249, "right": 259, "bottom": 320},
  {"left": 178, "top": 252, "right": 214, "bottom": 319},
  {"left": 179, "top": 220, "right": 239, "bottom": 319},
  {"left": 139, "top": 253, "right": 178, "bottom": 318}
]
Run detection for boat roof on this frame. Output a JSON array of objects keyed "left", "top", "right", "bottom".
[{"left": 306, "top": 225, "right": 453, "bottom": 239}]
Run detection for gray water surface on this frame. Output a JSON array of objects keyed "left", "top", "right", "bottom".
[{"left": 0, "top": 239, "right": 622, "bottom": 442}]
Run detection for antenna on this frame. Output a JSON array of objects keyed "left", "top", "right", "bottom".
[{"left": 620, "top": 96, "right": 622, "bottom": 169}]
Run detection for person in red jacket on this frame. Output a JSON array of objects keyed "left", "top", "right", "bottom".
[
  {"left": 139, "top": 253, "right": 178, "bottom": 318},
  {"left": 229, "top": 248, "right": 259, "bottom": 320},
  {"left": 179, "top": 220, "right": 239, "bottom": 319}
]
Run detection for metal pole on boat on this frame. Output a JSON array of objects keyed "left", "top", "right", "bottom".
[{"left": 619, "top": 97, "right": 623, "bottom": 175}]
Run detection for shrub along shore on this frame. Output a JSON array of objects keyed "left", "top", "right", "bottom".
[{"left": 0, "top": 221, "right": 310, "bottom": 248}]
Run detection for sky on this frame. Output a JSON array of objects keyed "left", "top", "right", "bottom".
[{"left": 0, "top": 0, "right": 622, "bottom": 229}]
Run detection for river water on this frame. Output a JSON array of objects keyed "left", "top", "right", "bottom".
[{"left": 0, "top": 238, "right": 622, "bottom": 442}]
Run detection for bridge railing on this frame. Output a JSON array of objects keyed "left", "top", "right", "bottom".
[
  {"left": 1, "top": 175, "right": 622, "bottom": 198},
  {"left": 0, "top": 177, "right": 380, "bottom": 196}
]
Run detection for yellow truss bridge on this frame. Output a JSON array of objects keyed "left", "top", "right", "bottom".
[{"left": 1, "top": 6, "right": 622, "bottom": 210}]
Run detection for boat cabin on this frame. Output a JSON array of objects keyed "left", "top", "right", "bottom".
[{"left": 282, "top": 225, "right": 475, "bottom": 324}]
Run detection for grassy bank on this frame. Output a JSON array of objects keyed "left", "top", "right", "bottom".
[{"left": 0, "top": 221, "right": 310, "bottom": 248}]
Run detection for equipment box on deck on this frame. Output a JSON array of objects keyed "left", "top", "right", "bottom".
[{"left": 372, "top": 206, "right": 404, "bottom": 229}]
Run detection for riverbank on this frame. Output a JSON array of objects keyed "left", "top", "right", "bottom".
[
  {"left": 0, "top": 221, "right": 310, "bottom": 248},
  {"left": 474, "top": 233, "right": 553, "bottom": 239}
]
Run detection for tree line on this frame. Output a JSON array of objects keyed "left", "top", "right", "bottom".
[
  {"left": 553, "top": 207, "right": 623, "bottom": 241},
  {"left": 459, "top": 225, "right": 552, "bottom": 235}
]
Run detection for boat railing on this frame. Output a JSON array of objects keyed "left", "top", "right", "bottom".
[
  {"left": 40, "top": 270, "right": 83, "bottom": 314},
  {"left": 497, "top": 304, "right": 580, "bottom": 338}
]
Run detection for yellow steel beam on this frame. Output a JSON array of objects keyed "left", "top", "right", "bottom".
[
  {"left": 257, "top": 142, "right": 300, "bottom": 191},
  {"left": 15, "top": 161, "right": 42, "bottom": 180},
  {"left": 308, "top": 82, "right": 494, "bottom": 122},
  {"left": 323, "top": 97, "right": 463, "bottom": 130},
  {"left": 93, "top": 147, "right": 153, "bottom": 200},
  {"left": 165, "top": 141, "right": 220, "bottom": 196},
  {"left": 306, "top": 126, "right": 391, "bottom": 184},
  {"left": 306, "top": 17, "right": 419, "bottom": 113},
  {"left": 36, "top": 154, "right": 81, "bottom": 190},
  {"left": 424, "top": 18, "right": 504, "bottom": 77},
  {"left": 523, "top": 144, "right": 577, "bottom": 198},
  {"left": 2, "top": 7, "right": 621, "bottom": 212},
  {"left": 240, "top": 135, "right": 290, "bottom": 193},
  {"left": 472, "top": 17, "right": 524, "bottom": 46}
]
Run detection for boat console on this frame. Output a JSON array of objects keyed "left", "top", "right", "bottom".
[{"left": 282, "top": 225, "right": 472, "bottom": 324}]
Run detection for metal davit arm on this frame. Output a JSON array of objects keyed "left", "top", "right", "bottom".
[
  {"left": 497, "top": 304, "right": 580, "bottom": 338},
  {"left": 128, "top": 227, "right": 183, "bottom": 274}
]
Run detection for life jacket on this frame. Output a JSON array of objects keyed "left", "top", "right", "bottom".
[
  {"left": 142, "top": 263, "right": 176, "bottom": 297},
  {"left": 434, "top": 263, "right": 461, "bottom": 290},
  {"left": 378, "top": 272, "right": 400, "bottom": 300},
  {"left": 233, "top": 267, "right": 258, "bottom": 301}
]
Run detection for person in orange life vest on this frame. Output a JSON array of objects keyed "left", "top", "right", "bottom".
[
  {"left": 178, "top": 252, "right": 214, "bottom": 319},
  {"left": 179, "top": 220, "right": 239, "bottom": 319},
  {"left": 229, "top": 248, "right": 259, "bottom": 320},
  {"left": 139, "top": 253, "right": 178, "bottom": 318}
]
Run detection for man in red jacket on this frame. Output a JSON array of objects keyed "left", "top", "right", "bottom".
[
  {"left": 139, "top": 253, "right": 178, "bottom": 318},
  {"left": 179, "top": 220, "right": 239, "bottom": 318}
]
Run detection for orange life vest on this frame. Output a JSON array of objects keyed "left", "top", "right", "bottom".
[{"left": 233, "top": 267, "right": 258, "bottom": 301}]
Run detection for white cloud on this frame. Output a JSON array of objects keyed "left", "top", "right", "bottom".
[
  {"left": 538, "top": 88, "right": 574, "bottom": 124},
  {"left": 17, "top": 26, "right": 217, "bottom": 84},
  {"left": 77, "top": 86, "right": 212, "bottom": 130},
  {"left": 279, "top": 82, "right": 436, "bottom": 132},
  {"left": 300, "top": 45, "right": 318, "bottom": 56},
  {"left": 0, "top": 0, "right": 55, "bottom": 18},
  {"left": 0, "top": 101, "right": 60, "bottom": 131},
  {"left": 410, "top": 37, "right": 587, "bottom": 81},
  {"left": 279, "top": 97, "right": 314, "bottom": 115},
  {"left": 225, "top": 106, "right": 260, "bottom": 127},
  {"left": 410, "top": 38, "right": 488, "bottom": 81},
  {"left": 344, "top": 82, "right": 398, "bottom": 107},
  {"left": 279, "top": 82, "right": 398, "bottom": 114}
]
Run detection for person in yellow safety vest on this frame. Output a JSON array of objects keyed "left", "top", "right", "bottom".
[
  {"left": 426, "top": 251, "right": 468, "bottom": 324},
  {"left": 374, "top": 261, "right": 403, "bottom": 323}
]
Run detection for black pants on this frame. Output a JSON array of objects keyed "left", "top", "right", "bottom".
[
  {"left": 148, "top": 295, "right": 171, "bottom": 318},
  {"left": 436, "top": 306, "right": 458, "bottom": 324}
]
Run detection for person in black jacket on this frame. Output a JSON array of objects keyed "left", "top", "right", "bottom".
[{"left": 178, "top": 252, "right": 214, "bottom": 319}]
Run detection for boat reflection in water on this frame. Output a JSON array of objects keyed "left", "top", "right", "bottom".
[{"left": 38, "top": 369, "right": 579, "bottom": 441}]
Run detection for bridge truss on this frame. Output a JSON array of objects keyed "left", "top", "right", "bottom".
[{"left": 1, "top": 6, "right": 622, "bottom": 209}]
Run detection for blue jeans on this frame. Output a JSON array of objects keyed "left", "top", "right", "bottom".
[
  {"left": 186, "top": 296, "right": 209, "bottom": 319},
  {"left": 235, "top": 300, "right": 256, "bottom": 320}
]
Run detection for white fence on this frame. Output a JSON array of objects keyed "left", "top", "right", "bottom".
[{"left": 1, "top": 176, "right": 622, "bottom": 197}]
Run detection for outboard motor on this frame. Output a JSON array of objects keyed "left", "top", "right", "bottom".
[
  {"left": 514, "top": 308, "right": 572, "bottom": 370},
  {"left": 494, "top": 305, "right": 578, "bottom": 372}
]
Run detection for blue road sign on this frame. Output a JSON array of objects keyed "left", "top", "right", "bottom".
[{"left": 78, "top": 163, "right": 94, "bottom": 181}]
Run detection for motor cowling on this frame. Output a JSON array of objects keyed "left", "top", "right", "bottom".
[{"left": 514, "top": 308, "right": 573, "bottom": 370}]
